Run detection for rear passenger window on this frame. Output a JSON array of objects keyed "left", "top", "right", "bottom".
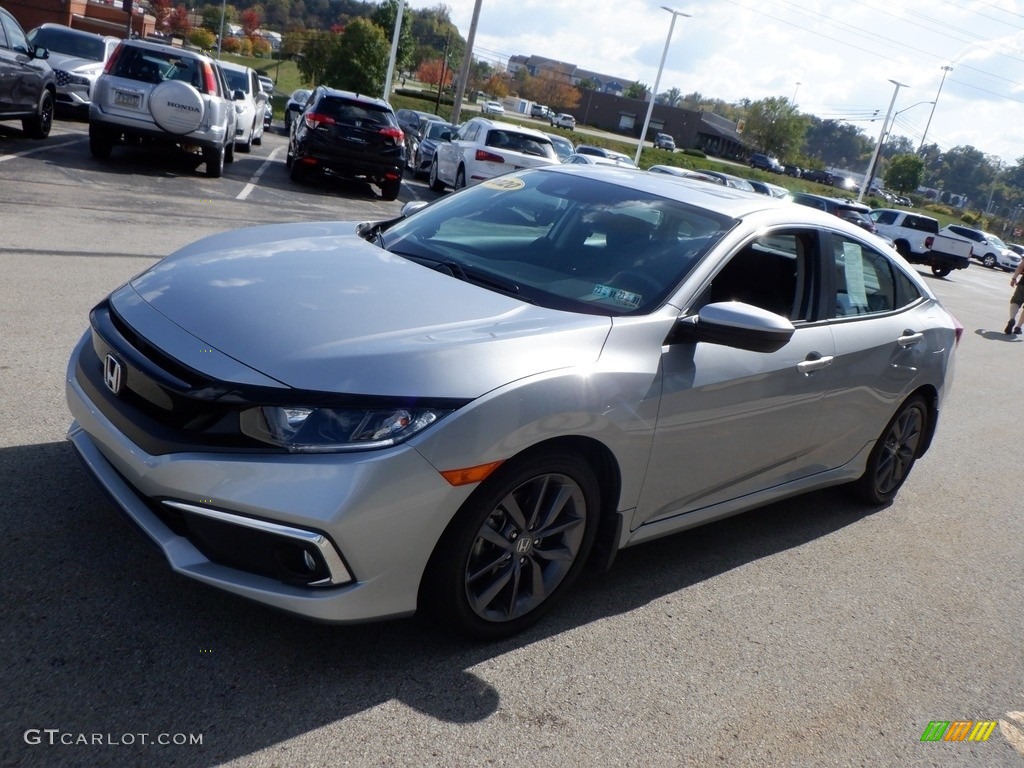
[
  {"left": 874, "top": 211, "right": 898, "bottom": 225},
  {"left": 831, "top": 236, "right": 898, "bottom": 317}
]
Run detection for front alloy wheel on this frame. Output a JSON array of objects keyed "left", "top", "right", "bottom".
[{"left": 423, "top": 451, "right": 599, "bottom": 639}]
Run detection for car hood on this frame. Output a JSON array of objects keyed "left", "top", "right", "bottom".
[
  {"left": 122, "top": 222, "right": 611, "bottom": 399},
  {"left": 47, "top": 52, "right": 103, "bottom": 75}
]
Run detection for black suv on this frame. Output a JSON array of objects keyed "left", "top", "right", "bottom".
[
  {"left": 0, "top": 5, "right": 55, "bottom": 138},
  {"left": 749, "top": 152, "right": 783, "bottom": 173},
  {"left": 287, "top": 87, "right": 405, "bottom": 201},
  {"left": 790, "top": 193, "right": 876, "bottom": 233}
]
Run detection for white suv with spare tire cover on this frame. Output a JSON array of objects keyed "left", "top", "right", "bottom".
[{"left": 88, "top": 39, "right": 237, "bottom": 178}]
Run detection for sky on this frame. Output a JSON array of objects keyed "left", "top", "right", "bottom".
[{"left": 405, "top": 0, "right": 1024, "bottom": 166}]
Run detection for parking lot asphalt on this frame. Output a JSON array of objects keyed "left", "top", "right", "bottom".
[{"left": 1, "top": 119, "right": 1022, "bottom": 768}]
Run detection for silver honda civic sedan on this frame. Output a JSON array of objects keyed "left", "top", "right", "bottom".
[{"left": 66, "top": 166, "right": 961, "bottom": 639}]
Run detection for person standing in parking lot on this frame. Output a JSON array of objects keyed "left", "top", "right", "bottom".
[{"left": 1006, "top": 259, "right": 1024, "bottom": 335}]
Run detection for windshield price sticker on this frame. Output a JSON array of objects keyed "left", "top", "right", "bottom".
[{"left": 481, "top": 177, "right": 526, "bottom": 191}]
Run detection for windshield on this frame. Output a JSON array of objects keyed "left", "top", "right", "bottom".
[
  {"left": 29, "top": 27, "right": 105, "bottom": 61},
  {"left": 223, "top": 68, "right": 250, "bottom": 94},
  {"left": 378, "top": 170, "right": 733, "bottom": 315},
  {"left": 483, "top": 129, "right": 557, "bottom": 159},
  {"left": 425, "top": 122, "right": 452, "bottom": 140}
]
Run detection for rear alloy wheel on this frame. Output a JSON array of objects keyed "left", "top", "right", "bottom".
[
  {"left": 983, "top": 254, "right": 996, "bottom": 268},
  {"left": 853, "top": 395, "right": 927, "bottom": 505},
  {"left": 454, "top": 167, "right": 466, "bottom": 191},
  {"left": 23, "top": 89, "right": 54, "bottom": 139},
  {"left": 203, "top": 144, "right": 225, "bottom": 178},
  {"left": 422, "top": 450, "right": 599, "bottom": 640},
  {"left": 429, "top": 157, "right": 445, "bottom": 192}
]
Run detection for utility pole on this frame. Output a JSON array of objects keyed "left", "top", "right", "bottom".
[{"left": 449, "top": 0, "right": 482, "bottom": 126}]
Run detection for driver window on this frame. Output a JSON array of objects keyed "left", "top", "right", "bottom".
[{"left": 705, "top": 231, "right": 815, "bottom": 321}]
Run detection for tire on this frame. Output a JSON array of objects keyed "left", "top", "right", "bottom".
[
  {"left": 88, "top": 124, "right": 113, "bottom": 159},
  {"left": 454, "top": 166, "right": 466, "bottom": 191},
  {"left": 23, "top": 89, "right": 54, "bottom": 139},
  {"left": 894, "top": 241, "right": 910, "bottom": 258},
  {"left": 421, "top": 450, "right": 600, "bottom": 640},
  {"left": 982, "top": 254, "right": 996, "bottom": 268},
  {"left": 252, "top": 120, "right": 262, "bottom": 146},
  {"left": 203, "top": 144, "right": 224, "bottom": 178},
  {"left": 429, "top": 157, "right": 445, "bottom": 192},
  {"left": 237, "top": 128, "right": 252, "bottom": 153},
  {"left": 288, "top": 158, "right": 306, "bottom": 182},
  {"left": 225, "top": 139, "right": 235, "bottom": 164},
  {"left": 931, "top": 265, "right": 951, "bottom": 277},
  {"left": 380, "top": 177, "right": 401, "bottom": 201},
  {"left": 852, "top": 395, "right": 928, "bottom": 505}
]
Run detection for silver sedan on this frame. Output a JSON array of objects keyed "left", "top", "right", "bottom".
[{"left": 65, "top": 166, "right": 961, "bottom": 639}]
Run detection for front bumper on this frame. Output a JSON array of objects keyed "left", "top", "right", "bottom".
[{"left": 66, "top": 357, "right": 473, "bottom": 623}]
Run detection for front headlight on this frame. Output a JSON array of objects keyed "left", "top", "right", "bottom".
[
  {"left": 68, "top": 74, "right": 91, "bottom": 87},
  {"left": 240, "top": 405, "right": 453, "bottom": 452}
]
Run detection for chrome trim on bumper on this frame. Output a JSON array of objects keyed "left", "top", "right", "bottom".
[{"left": 162, "top": 500, "right": 352, "bottom": 587}]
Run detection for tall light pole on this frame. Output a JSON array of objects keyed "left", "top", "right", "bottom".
[
  {"left": 634, "top": 7, "right": 691, "bottom": 166},
  {"left": 858, "top": 79, "right": 907, "bottom": 202},
  {"left": 382, "top": 0, "right": 406, "bottom": 100},
  {"left": 791, "top": 81, "right": 801, "bottom": 105},
  {"left": 918, "top": 65, "right": 952, "bottom": 152}
]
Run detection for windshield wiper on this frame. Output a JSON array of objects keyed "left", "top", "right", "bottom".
[{"left": 405, "top": 255, "right": 535, "bottom": 303}]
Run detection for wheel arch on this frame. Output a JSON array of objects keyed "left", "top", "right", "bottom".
[{"left": 907, "top": 383, "right": 940, "bottom": 458}]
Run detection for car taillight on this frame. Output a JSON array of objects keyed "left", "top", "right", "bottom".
[
  {"left": 475, "top": 149, "right": 504, "bottom": 163},
  {"left": 951, "top": 311, "right": 964, "bottom": 346},
  {"left": 200, "top": 62, "right": 217, "bottom": 95},
  {"left": 379, "top": 126, "right": 404, "bottom": 144},
  {"left": 104, "top": 42, "right": 124, "bottom": 75},
  {"left": 304, "top": 112, "right": 335, "bottom": 129}
]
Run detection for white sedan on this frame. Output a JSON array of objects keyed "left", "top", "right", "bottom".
[
  {"left": 429, "top": 117, "right": 559, "bottom": 191},
  {"left": 481, "top": 100, "right": 505, "bottom": 115}
]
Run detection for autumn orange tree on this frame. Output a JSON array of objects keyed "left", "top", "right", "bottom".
[{"left": 416, "top": 58, "right": 453, "bottom": 90}]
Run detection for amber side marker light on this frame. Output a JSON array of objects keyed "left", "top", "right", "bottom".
[{"left": 441, "top": 460, "right": 504, "bottom": 486}]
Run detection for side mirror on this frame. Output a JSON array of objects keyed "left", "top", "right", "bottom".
[
  {"left": 440, "top": 130, "right": 453, "bottom": 142},
  {"left": 666, "top": 301, "right": 795, "bottom": 353},
  {"left": 233, "top": 89, "right": 246, "bottom": 101},
  {"left": 401, "top": 201, "right": 429, "bottom": 218},
  {"left": 33, "top": 46, "right": 50, "bottom": 60}
]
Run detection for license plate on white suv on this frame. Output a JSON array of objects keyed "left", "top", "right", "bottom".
[{"left": 114, "top": 90, "right": 142, "bottom": 109}]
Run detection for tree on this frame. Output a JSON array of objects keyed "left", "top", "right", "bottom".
[
  {"left": 150, "top": 0, "right": 172, "bottom": 31},
  {"left": 371, "top": 0, "right": 414, "bottom": 74},
  {"left": 189, "top": 28, "right": 216, "bottom": 50},
  {"left": 658, "top": 87, "right": 683, "bottom": 107},
  {"left": 884, "top": 154, "right": 924, "bottom": 193},
  {"left": 416, "top": 58, "right": 451, "bottom": 90},
  {"left": 241, "top": 8, "right": 261, "bottom": 38},
  {"left": 624, "top": 81, "right": 648, "bottom": 100},
  {"left": 324, "top": 18, "right": 390, "bottom": 95},
  {"left": 296, "top": 30, "right": 336, "bottom": 86},
  {"left": 168, "top": 5, "right": 191, "bottom": 36},
  {"left": 483, "top": 73, "right": 510, "bottom": 99},
  {"left": 740, "top": 96, "right": 808, "bottom": 159}
]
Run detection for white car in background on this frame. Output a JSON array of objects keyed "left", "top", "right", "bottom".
[
  {"left": 27, "top": 24, "right": 118, "bottom": 113},
  {"left": 429, "top": 117, "right": 559, "bottom": 191},
  {"left": 218, "top": 60, "right": 267, "bottom": 152},
  {"left": 481, "top": 100, "right": 505, "bottom": 115}
]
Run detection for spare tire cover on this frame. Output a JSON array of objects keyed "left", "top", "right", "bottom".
[{"left": 149, "top": 81, "right": 205, "bottom": 135}]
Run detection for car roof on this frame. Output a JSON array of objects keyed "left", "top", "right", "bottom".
[
  {"left": 33, "top": 23, "right": 117, "bottom": 42},
  {"left": 469, "top": 117, "right": 549, "bottom": 138},
  {"left": 114, "top": 38, "right": 214, "bottom": 61},
  {"left": 218, "top": 61, "right": 251, "bottom": 72},
  {"left": 314, "top": 86, "right": 393, "bottom": 109}
]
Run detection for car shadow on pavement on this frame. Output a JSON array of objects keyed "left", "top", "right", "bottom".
[{"left": 1, "top": 440, "right": 882, "bottom": 768}]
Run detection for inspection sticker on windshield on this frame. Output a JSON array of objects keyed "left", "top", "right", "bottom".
[
  {"left": 592, "top": 283, "right": 642, "bottom": 308},
  {"left": 481, "top": 177, "right": 525, "bottom": 191}
]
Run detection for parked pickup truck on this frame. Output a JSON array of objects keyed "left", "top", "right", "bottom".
[
  {"left": 870, "top": 208, "right": 972, "bottom": 277},
  {"left": 919, "top": 232, "right": 973, "bottom": 277}
]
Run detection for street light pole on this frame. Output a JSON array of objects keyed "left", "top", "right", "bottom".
[
  {"left": 791, "top": 81, "right": 801, "bottom": 105},
  {"left": 858, "top": 79, "right": 907, "bottom": 202},
  {"left": 634, "top": 7, "right": 691, "bottom": 166},
  {"left": 216, "top": 0, "right": 226, "bottom": 59},
  {"left": 382, "top": 0, "right": 406, "bottom": 101},
  {"left": 918, "top": 65, "right": 952, "bottom": 152}
]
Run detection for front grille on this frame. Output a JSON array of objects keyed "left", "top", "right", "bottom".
[{"left": 54, "top": 69, "right": 71, "bottom": 86}]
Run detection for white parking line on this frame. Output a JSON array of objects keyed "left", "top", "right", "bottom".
[
  {"left": 0, "top": 138, "right": 83, "bottom": 163},
  {"left": 236, "top": 146, "right": 284, "bottom": 200}
]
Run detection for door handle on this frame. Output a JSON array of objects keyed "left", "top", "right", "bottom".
[
  {"left": 797, "top": 353, "right": 834, "bottom": 373},
  {"left": 897, "top": 330, "right": 924, "bottom": 347}
]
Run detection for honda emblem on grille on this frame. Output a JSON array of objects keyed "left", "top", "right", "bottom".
[{"left": 103, "top": 354, "right": 123, "bottom": 395}]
